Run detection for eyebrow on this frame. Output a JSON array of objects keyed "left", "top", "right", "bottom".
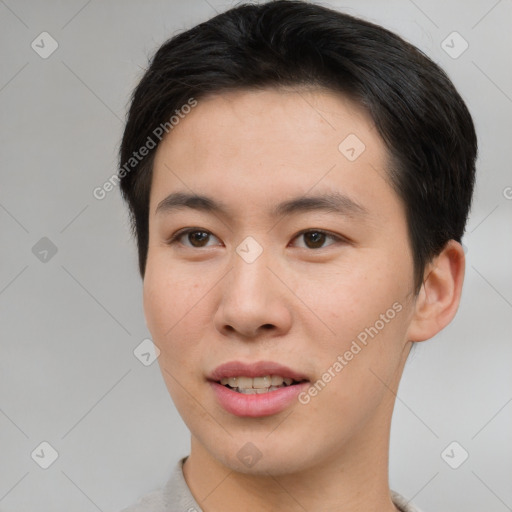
[{"left": 155, "top": 191, "right": 368, "bottom": 219}]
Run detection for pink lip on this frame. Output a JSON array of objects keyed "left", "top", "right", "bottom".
[
  {"left": 208, "top": 360, "right": 310, "bottom": 417},
  {"left": 210, "top": 381, "right": 309, "bottom": 417},
  {"left": 208, "top": 360, "right": 309, "bottom": 381}
]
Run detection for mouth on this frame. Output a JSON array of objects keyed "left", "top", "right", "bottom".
[
  {"left": 207, "top": 361, "right": 310, "bottom": 417},
  {"left": 218, "top": 375, "right": 308, "bottom": 394}
]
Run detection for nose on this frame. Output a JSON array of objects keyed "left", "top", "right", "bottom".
[{"left": 214, "top": 246, "right": 293, "bottom": 340}]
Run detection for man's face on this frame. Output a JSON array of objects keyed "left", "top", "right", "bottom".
[{"left": 144, "top": 88, "right": 417, "bottom": 474}]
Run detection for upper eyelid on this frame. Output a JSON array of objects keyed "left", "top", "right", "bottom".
[
  {"left": 291, "top": 228, "right": 343, "bottom": 244},
  {"left": 293, "top": 228, "right": 344, "bottom": 239},
  {"left": 170, "top": 227, "right": 221, "bottom": 242}
]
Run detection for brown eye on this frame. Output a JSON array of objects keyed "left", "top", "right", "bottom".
[
  {"left": 303, "top": 231, "right": 327, "bottom": 249},
  {"left": 292, "top": 229, "right": 342, "bottom": 250},
  {"left": 168, "top": 228, "right": 220, "bottom": 248},
  {"left": 186, "top": 231, "right": 210, "bottom": 247}
]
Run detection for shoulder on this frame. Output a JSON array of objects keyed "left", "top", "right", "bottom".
[
  {"left": 118, "top": 486, "right": 169, "bottom": 512},
  {"left": 120, "top": 466, "right": 422, "bottom": 512},
  {"left": 391, "top": 490, "right": 424, "bottom": 512},
  {"left": 118, "top": 457, "right": 200, "bottom": 512}
]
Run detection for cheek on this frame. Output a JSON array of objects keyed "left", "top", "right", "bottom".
[
  {"left": 143, "top": 254, "right": 200, "bottom": 335},
  {"left": 298, "top": 255, "right": 411, "bottom": 381},
  {"left": 297, "top": 260, "right": 396, "bottom": 335},
  {"left": 143, "top": 261, "right": 215, "bottom": 429},
  {"left": 143, "top": 255, "right": 215, "bottom": 371}
]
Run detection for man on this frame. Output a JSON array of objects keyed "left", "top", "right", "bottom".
[{"left": 118, "top": 1, "right": 477, "bottom": 510}]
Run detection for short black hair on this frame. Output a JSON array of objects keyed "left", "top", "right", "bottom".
[{"left": 119, "top": 0, "right": 477, "bottom": 294}]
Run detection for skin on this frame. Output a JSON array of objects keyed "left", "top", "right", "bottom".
[{"left": 143, "top": 87, "right": 465, "bottom": 511}]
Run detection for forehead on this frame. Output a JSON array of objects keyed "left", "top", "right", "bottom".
[
  {"left": 156, "top": 86, "right": 379, "bottom": 159},
  {"left": 150, "top": 87, "right": 396, "bottom": 220}
]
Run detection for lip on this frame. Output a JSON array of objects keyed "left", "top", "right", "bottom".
[
  {"left": 208, "top": 360, "right": 309, "bottom": 382},
  {"left": 208, "top": 360, "right": 310, "bottom": 418}
]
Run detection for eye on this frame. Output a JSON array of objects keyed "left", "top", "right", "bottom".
[
  {"left": 166, "top": 228, "right": 346, "bottom": 250},
  {"left": 167, "top": 228, "right": 221, "bottom": 248},
  {"left": 291, "top": 229, "right": 346, "bottom": 249}
]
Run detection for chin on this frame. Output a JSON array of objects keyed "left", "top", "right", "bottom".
[{"left": 206, "top": 433, "right": 323, "bottom": 476}]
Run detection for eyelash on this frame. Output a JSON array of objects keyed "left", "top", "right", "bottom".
[{"left": 166, "top": 227, "right": 348, "bottom": 250}]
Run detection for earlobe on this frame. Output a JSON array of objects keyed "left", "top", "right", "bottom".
[{"left": 406, "top": 240, "right": 466, "bottom": 343}]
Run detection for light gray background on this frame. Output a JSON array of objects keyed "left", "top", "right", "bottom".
[{"left": 1, "top": 0, "right": 511, "bottom": 511}]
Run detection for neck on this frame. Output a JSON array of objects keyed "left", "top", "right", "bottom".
[{"left": 183, "top": 408, "right": 399, "bottom": 512}]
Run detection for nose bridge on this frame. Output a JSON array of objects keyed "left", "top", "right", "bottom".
[
  {"left": 214, "top": 236, "right": 290, "bottom": 337},
  {"left": 229, "top": 235, "right": 272, "bottom": 301}
]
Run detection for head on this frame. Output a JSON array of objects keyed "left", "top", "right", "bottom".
[{"left": 119, "top": 1, "right": 476, "bottom": 475}]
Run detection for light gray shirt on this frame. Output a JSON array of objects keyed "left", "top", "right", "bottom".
[{"left": 120, "top": 457, "right": 422, "bottom": 512}]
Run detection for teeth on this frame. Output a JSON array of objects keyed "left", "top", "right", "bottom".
[
  {"left": 271, "top": 375, "right": 284, "bottom": 386},
  {"left": 219, "top": 375, "right": 298, "bottom": 392},
  {"left": 236, "top": 376, "right": 253, "bottom": 389},
  {"left": 253, "top": 376, "right": 271, "bottom": 388}
]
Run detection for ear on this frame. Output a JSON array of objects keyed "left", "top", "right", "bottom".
[{"left": 406, "top": 240, "right": 466, "bottom": 343}]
